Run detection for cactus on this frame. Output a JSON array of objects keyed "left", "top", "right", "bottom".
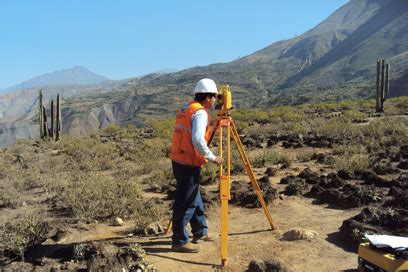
[
  {"left": 56, "top": 94, "right": 61, "bottom": 141},
  {"left": 39, "top": 89, "right": 43, "bottom": 138},
  {"left": 375, "top": 59, "right": 390, "bottom": 113}
]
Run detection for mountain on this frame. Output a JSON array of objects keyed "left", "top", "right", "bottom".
[
  {"left": 5, "top": 66, "right": 109, "bottom": 92},
  {"left": 149, "top": 68, "right": 180, "bottom": 74},
  {"left": 2, "top": 0, "right": 408, "bottom": 146}
]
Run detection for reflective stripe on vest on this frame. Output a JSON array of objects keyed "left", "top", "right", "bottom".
[{"left": 169, "top": 101, "right": 210, "bottom": 167}]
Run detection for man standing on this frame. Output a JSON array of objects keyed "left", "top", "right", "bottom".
[{"left": 169, "top": 78, "right": 222, "bottom": 253}]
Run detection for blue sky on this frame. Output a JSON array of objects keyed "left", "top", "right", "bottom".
[{"left": 0, "top": 0, "right": 348, "bottom": 89}]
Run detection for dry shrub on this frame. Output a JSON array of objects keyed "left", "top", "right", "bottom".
[
  {"left": 0, "top": 181, "right": 20, "bottom": 208},
  {"left": 334, "top": 154, "right": 370, "bottom": 173},
  {"left": 62, "top": 172, "right": 143, "bottom": 220},
  {"left": 250, "top": 149, "right": 293, "bottom": 168},
  {"left": 102, "top": 123, "right": 122, "bottom": 135},
  {"left": 62, "top": 138, "right": 118, "bottom": 171},
  {"left": 0, "top": 212, "right": 49, "bottom": 258},
  {"left": 332, "top": 144, "right": 367, "bottom": 156},
  {"left": 342, "top": 110, "right": 367, "bottom": 122},
  {"left": 134, "top": 202, "right": 165, "bottom": 233},
  {"left": 296, "top": 149, "right": 315, "bottom": 162},
  {"left": 316, "top": 120, "right": 355, "bottom": 140}
]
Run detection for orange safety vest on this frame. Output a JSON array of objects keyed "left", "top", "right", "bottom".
[{"left": 169, "top": 100, "right": 211, "bottom": 167}]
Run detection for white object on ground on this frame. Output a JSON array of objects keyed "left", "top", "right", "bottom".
[{"left": 364, "top": 234, "right": 408, "bottom": 249}]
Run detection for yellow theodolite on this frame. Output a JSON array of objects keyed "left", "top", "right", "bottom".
[{"left": 207, "top": 85, "right": 277, "bottom": 267}]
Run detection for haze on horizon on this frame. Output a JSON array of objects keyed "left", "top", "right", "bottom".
[{"left": 0, "top": 0, "right": 347, "bottom": 89}]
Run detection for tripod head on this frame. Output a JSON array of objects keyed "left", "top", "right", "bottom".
[{"left": 215, "top": 85, "right": 233, "bottom": 116}]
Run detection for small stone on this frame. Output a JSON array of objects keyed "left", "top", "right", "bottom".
[
  {"left": 22, "top": 201, "right": 27, "bottom": 206},
  {"left": 282, "top": 228, "right": 318, "bottom": 241},
  {"left": 51, "top": 150, "right": 61, "bottom": 155},
  {"left": 113, "top": 217, "right": 124, "bottom": 226},
  {"left": 145, "top": 223, "right": 163, "bottom": 235}
]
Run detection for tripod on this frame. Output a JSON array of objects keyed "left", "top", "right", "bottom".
[{"left": 207, "top": 93, "right": 277, "bottom": 266}]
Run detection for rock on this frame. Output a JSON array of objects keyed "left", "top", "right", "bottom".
[
  {"left": 337, "top": 169, "right": 353, "bottom": 180},
  {"left": 397, "top": 160, "right": 408, "bottom": 170},
  {"left": 231, "top": 180, "right": 278, "bottom": 208},
  {"left": 298, "top": 168, "right": 320, "bottom": 184},
  {"left": 145, "top": 223, "right": 163, "bottom": 235},
  {"left": 355, "top": 170, "right": 389, "bottom": 187},
  {"left": 259, "top": 175, "right": 270, "bottom": 184},
  {"left": 73, "top": 243, "right": 97, "bottom": 261},
  {"left": 113, "top": 217, "right": 124, "bottom": 226},
  {"left": 247, "top": 259, "right": 288, "bottom": 272},
  {"left": 340, "top": 206, "right": 408, "bottom": 247},
  {"left": 373, "top": 159, "right": 396, "bottom": 175},
  {"left": 285, "top": 179, "right": 309, "bottom": 196},
  {"left": 50, "top": 149, "right": 61, "bottom": 156},
  {"left": 265, "top": 167, "right": 277, "bottom": 177},
  {"left": 326, "top": 173, "right": 346, "bottom": 188},
  {"left": 282, "top": 228, "right": 318, "bottom": 241},
  {"left": 280, "top": 175, "right": 300, "bottom": 185}
]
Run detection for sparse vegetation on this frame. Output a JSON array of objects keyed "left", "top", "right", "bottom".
[
  {"left": 63, "top": 173, "right": 143, "bottom": 220},
  {"left": 1, "top": 96, "right": 408, "bottom": 270},
  {"left": 0, "top": 212, "right": 49, "bottom": 259}
]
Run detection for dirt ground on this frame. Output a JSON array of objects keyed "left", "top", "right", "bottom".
[{"left": 49, "top": 161, "right": 363, "bottom": 272}]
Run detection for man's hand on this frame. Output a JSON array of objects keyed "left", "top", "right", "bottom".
[{"left": 212, "top": 156, "right": 223, "bottom": 165}]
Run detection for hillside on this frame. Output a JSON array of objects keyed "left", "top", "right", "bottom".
[
  {"left": 2, "top": 0, "right": 408, "bottom": 146},
  {"left": 56, "top": 0, "right": 408, "bottom": 136}
]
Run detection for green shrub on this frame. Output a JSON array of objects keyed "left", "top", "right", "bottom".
[
  {"left": 147, "top": 118, "right": 175, "bottom": 139},
  {"left": 102, "top": 123, "right": 122, "bottom": 135},
  {"left": 0, "top": 212, "right": 49, "bottom": 258},
  {"left": 134, "top": 201, "right": 165, "bottom": 232},
  {"left": 250, "top": 149, "right": 292, "bottom": 168},
  {"left": 62, "top": 138, "right": 118, "bottom": 170},
  {"left": 0, "top": 181, "right": 20, "bottom": 208},
  {"left": 334, "top": 154, "right": 370, "bottom": 173},
  {"left": 332, "top": 144, "right": 367, "bottom": 156},
  {"left": 62, "top": 173, "right": 143, "bottom": 220},
  {"left": 201, "top": 162, "right": 219, "bottom": 180},
  {"left": 342, "top": 110, "right": 368, "bottom": 122},
  {"left": 316, "top": 120, "right": 355, "bottom": 140}
]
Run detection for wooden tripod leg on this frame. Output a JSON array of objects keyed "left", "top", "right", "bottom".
[
  {"left": 165, "top": 219, "right": 172, "bottom": 235},
  {"left": 230, "top": 120, "right": 277, "bottom": 230},
  {"left": 219, "top": 123, "right": 229, "bottom": 266}
]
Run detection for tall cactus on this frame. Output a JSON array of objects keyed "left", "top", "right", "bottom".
[
  {"left": 384, "top": 63, "right": 390, "bottom": 100},
  {"left": 55, "top": 94, "right": 61, "bottom": 141},
  {"left": 375, "top": 59, "right": 390, "bottom": 113},
  {"left": 43, "top": 105, "right": 49, "bottom": 138},
  {"left": 376, "top": 60, "right": 381, "bottom": 112},
  {"left": 39, "top": 89, "right": 44, "bottom": 138},
  {"left": 50, "top": 100, "right": 54, "bottom": 139}
]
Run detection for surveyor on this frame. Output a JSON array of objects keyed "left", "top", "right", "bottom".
[{"left": 169, "top": 78, "right": 223, "bottom": 253}]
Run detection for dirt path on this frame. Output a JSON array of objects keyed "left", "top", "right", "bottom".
[
  {"left": 138, "top": 196, "right": 361, "bottom": 272},
  {"left": 58, "top": 195, "right": 361, "bottom": 272},
  {"left": 55, "top": 157, "right": 363, "bottom": 271}
]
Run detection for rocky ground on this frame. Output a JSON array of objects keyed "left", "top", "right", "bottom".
[{"left": 1, "top": 102, "right": 408, "bottom": 271}]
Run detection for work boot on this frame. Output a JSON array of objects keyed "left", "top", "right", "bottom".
[
  {"left": 192, "top": 234, "right": 215, "bottom": 244},
  {"left": 171, "top": 242, "right": 201, "bottom": 253}
]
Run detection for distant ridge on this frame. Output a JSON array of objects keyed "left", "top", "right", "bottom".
[{"left": 5, "top": 66, "right": 109, "bottom": 92}]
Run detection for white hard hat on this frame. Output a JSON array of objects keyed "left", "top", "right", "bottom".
[{"left": 193, "top": 78, "right": 218, "bottom": 95}]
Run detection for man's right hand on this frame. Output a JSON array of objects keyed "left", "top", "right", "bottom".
[{"left": 213, "top": 156, "right": 223, "bottom": 165}]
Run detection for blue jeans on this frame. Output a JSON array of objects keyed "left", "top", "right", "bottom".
[{"left": 171, "top": 161, "right": 208, "bottom": 245}]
